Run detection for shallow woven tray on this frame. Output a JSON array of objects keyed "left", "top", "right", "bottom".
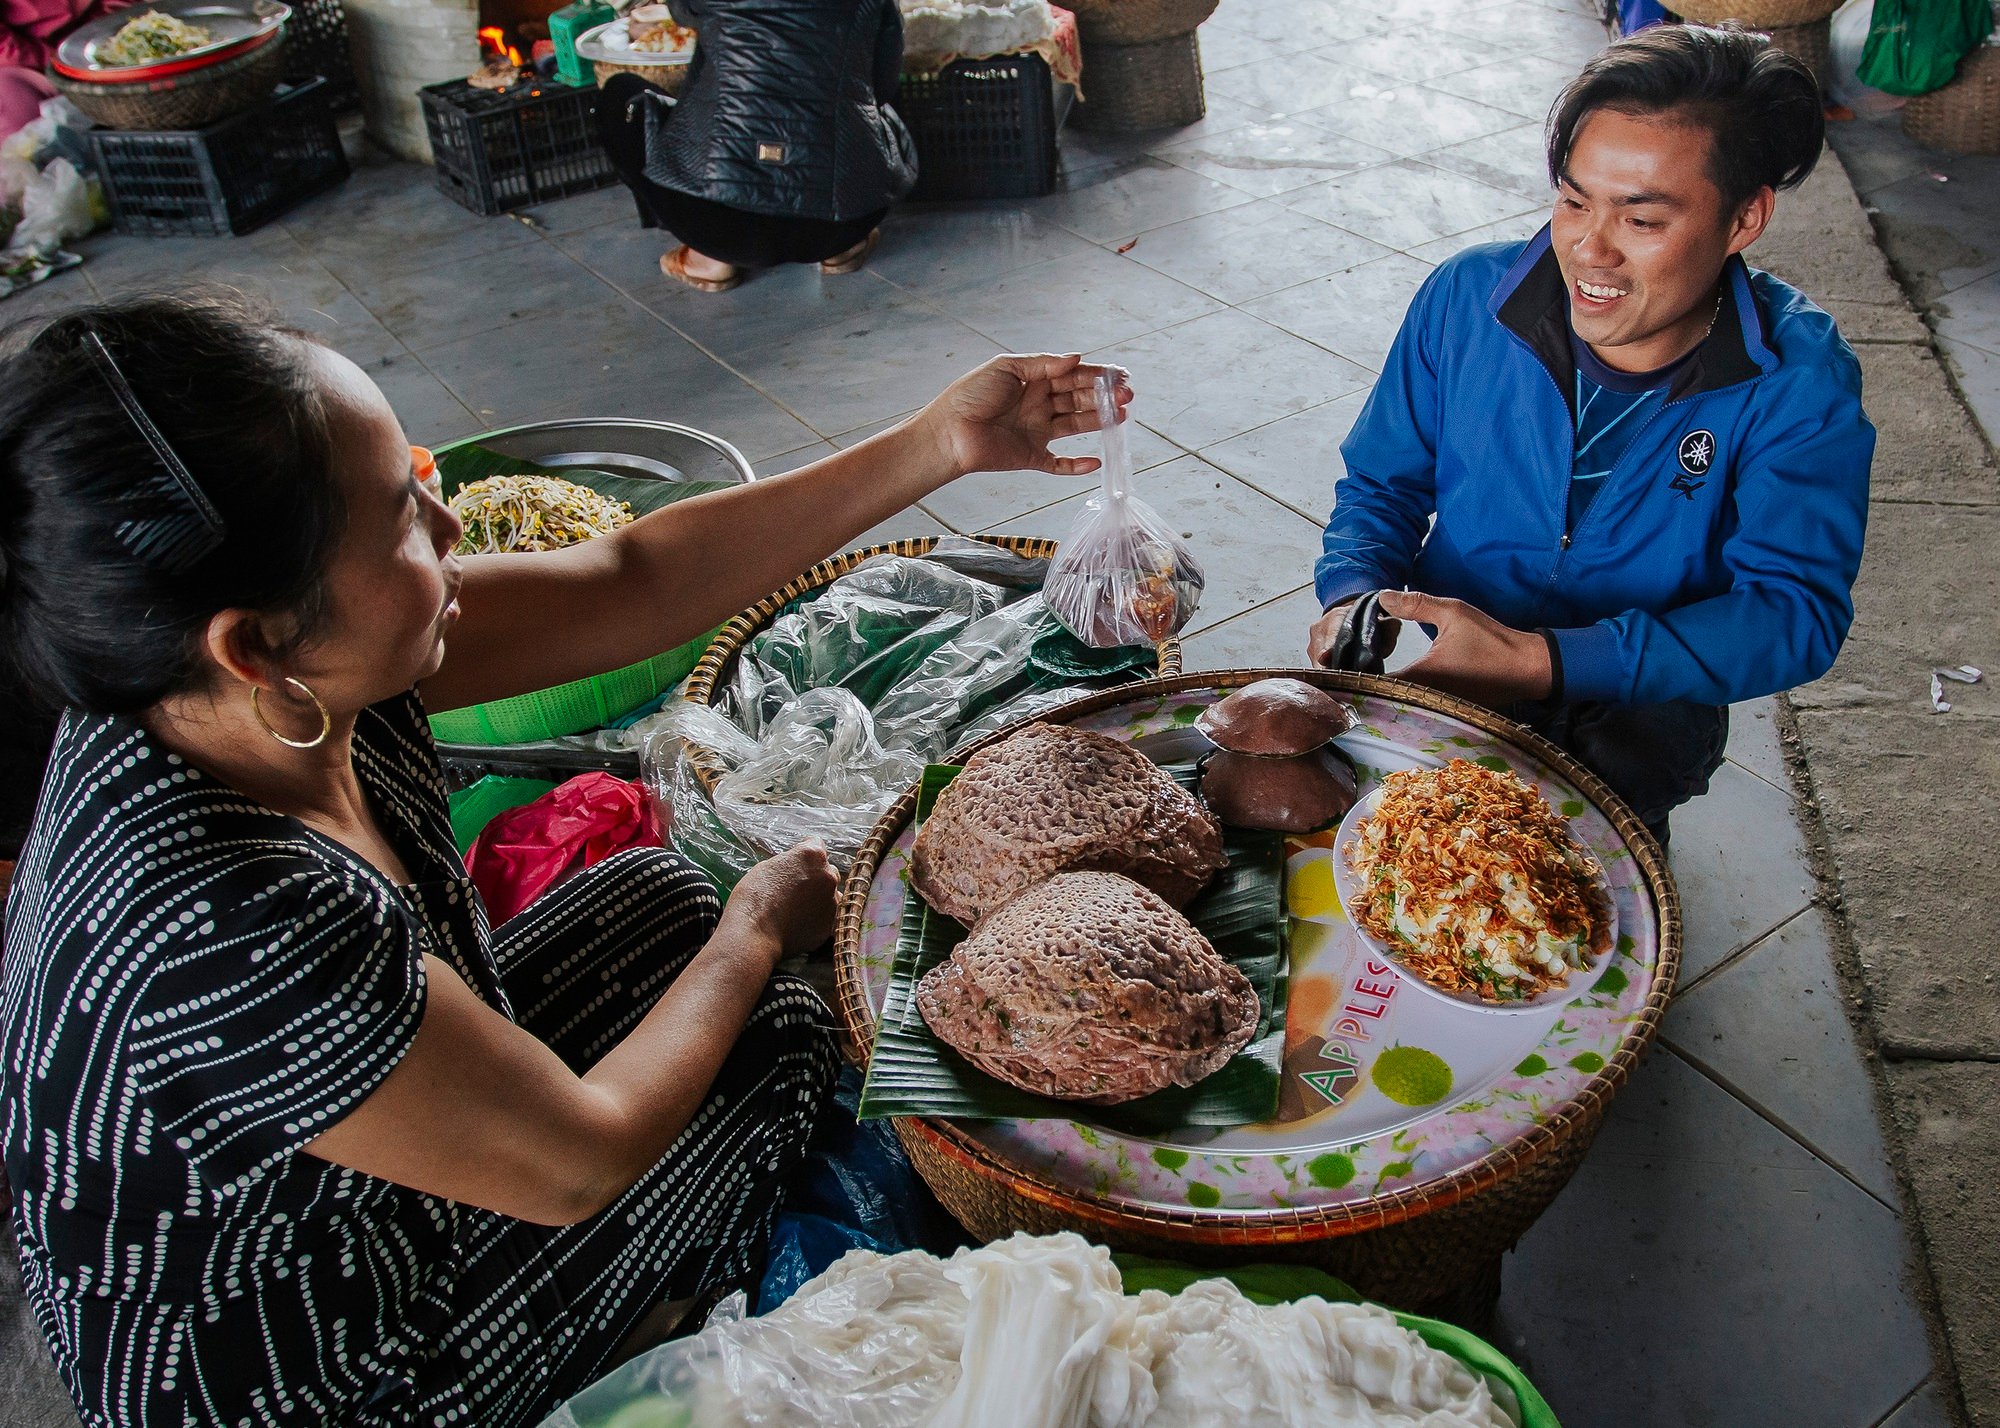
[
  {"left": 677, "top": 533, "right": 1183, "bottom": 795},
  {"left": 1672, "top": 0, "right": 1837, "bottom": 26},
  {"left": 832, "top": 668, "right": 1681, "bottom": 1309},
  {"left": 1903, "top": 43, "right": 2000, "bottom": 155}
]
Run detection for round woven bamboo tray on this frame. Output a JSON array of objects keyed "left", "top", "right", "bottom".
[
  {"left": 1903, "top": 43, "right": 2000, "bottom": 154},
  {"left": 833, "top": 668, "right": 1681, "bottom": 1311},
  {"left": 1672, "top": 0, "right": 1838, "bottom": 26},
  {"left": 677, "top": 533, "right": 1184, "bottom": 796},
  {"left": 1060, "top": 0, "right": 1217, "bottom": 45},
  {"left": 1759, "top": 16, "right": 1831, "bottom": 87},
  {"left": 50, "top": 30, "right": 287, "bottom": 130},
  {"left": 1071, "top": 30, "right": 1207, "bottom": 132}
]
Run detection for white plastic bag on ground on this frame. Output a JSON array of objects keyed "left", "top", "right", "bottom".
[
  {"left": 5, "top": 158, "right": 93, "bottom": 254},
  {"left": 1830, "top": 0, "right": 1906, "bottom": 114}
]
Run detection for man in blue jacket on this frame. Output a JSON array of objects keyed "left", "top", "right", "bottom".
[{"left": 1308, "top": 24, "right": 1873, "bottom": 844}]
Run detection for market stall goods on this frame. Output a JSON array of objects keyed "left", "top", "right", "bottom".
[
  {"left": 448, "top": 473, "right": 636, "bottom": 554},
  {"left": 97, "top": 11, "right": 214, "bottom": 65},
  {"left": 1200, "top": 746, "right": 1357, "bottom": 835},
  {"left": 914, "top": 872, "right": 1258, "bottom": 1105},
  {"left": 1195, "top": 676, "right": 1353, "bottom": 756},
  {"left": 1344, "top": 760, "right": 1612, "bottom": 1005},
  {"left": 623, "top": 3, "right": 696, "bottom": 52},
  {"left": 910, "top": 721, "right": 1224, "bottom": 925}
]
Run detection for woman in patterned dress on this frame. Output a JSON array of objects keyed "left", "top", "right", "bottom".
[{"left": 0, "top": 290, "right": 1129, "bottom": 1427}]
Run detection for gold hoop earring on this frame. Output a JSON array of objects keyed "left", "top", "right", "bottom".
[{"left": 251, "top": 677, "right": 331, "bottom": 750}]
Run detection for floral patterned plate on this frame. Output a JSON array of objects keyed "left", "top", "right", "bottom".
[{"left": 849, "top": 682, "right": 1663, "bottom": 1214}]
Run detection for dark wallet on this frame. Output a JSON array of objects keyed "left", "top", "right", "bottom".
[{"left": 1321, "top": 590, "right": 1398, "bottom": 675}]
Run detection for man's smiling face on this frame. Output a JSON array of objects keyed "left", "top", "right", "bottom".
[{"left": 1551, "top": 107, "right": 1770, "bottom": 373}]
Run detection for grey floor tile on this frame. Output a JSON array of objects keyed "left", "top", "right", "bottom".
[
  {"left": 1933, "top": 267, "right": 2000, "bottom": 356},
  {"left": 1424, "top": 123, "right": 1558, "bottom": 201},
  {"left": 1283, "top": 157, "right": 1538, "bottom": 252},
  {"left": 1502, "top": 1051, "right": 1932, "bottom": 1428},
  {"left": 1458, "top": 0, "right": 1609, "bottom": 57},
  {"left": 1329, "top": 26, "right": 1499, "bottom": 81},
  {"left": 548, "top": 216, "right": 684, "bottom": 296},
  {"left": 1059, "top": 93, "right": 1270, "bottom": 174},
  {"left": 1206, "top": 0, "right": 1385, "bottom": 50},
  {"left": 1864, "top": 163, "right": 2000, "bottom": 301},
  {"left": 1207, "top": 51, "right": 1381, "bottom": 119},
  {"left": 867, "top": 205, "right": 1100, "bottom": 297},
  {"left": 283, "top": 163, "right": 540, "bottom": 284},
  {"left": 1670, "top": 761, "right": 1817, "bottom": 984},
  {"left": 79, "top": 227, "right": 347, "bottom": 307},
  {"left": 288, "top": 289, "right": 408, "bottom": 370},
  {"left": 1421, "top": 53, "right": 1576, "bottom": 120},
  {"left": 1000, "top": 455, "right": 1324, "bottom": 628},
  {"left": 1200, "top": 389, "right": 1364, "bottom": 519},
  {"left": 343, "top": 241, "right": 618, "bottom": 353},
  {"left": 1298, "top": 85, "right": 1524, "bottom": 159},
  {"left": 725, "top": 301, "right": 1001, "bottom": 438},
  {"left": 1181, "top": 585, "right": 1321, "bottom": 667},
  {"left": 1405, "top": 209, "right": 1549, "bottom": 264},
  {"left": 1090, "top": 308, "right": 1374, "bottom": 450},
  {"left": 1828, "top": 116, "right": 1936, "bottom": 197},
  {"left": 1029, "top": 157, "right": 1257, "bottom": 245},
  {"left": 1241, "top": 251, "right": 1433, "bottom": 372},
  {"left": 1668, "top": 907, "right": 1899, "bottom": 1203},
  {"left": 1155, "top": 120, "right": 1395, "bottom": 199},
  {"left": 1725, "top": 696, "right": 1791, "bottom": 792},
  {"left": 420, "top": 302, "right": 818, "bottom": 460},
  {"left": 516, "top": 182, "right": 636, "bottom": 236},
  {"left": 1879, "top": 1380, "right": 1953, "bottom": 1428},
  {"left": 1937, "top": 336, "right": 2000, "bottom": 445},
  {"left": 931, "top": 245, "right": 1222, "bottom": 354},
  {"left": 1121, "top": 201, "right": 1395, "bottom": 306},
  {"left": 372, "top": 355, "right": 485, "bottom": 447},
  {"left": 1196, "top": 22, "right": 1287, "bottom": 74}
]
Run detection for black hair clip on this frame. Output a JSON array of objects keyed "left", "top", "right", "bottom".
[{"left": 82, "top": 331, "right": 227, "bottom": 574}]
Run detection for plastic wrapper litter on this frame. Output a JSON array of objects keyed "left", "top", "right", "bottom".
[
  {"left": 640, "top": 541, "right": 1154, "bottom": 888},
  {"left": 1043, "top": 370, "right": 1204, "bottom": 649}
]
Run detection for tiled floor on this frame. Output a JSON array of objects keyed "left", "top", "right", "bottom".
[
  {"left": 1830, "top": 112, "right": 2000, "bottom": 445},
  {"left": 0, "top": 0, "right": 1948, "bottom": 1424}
]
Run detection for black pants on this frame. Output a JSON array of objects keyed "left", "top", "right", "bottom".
[
  {"left": 1516, "top": 700, "right": 1729, "bottom": 848},
  {"left": 595, "top": 74, "right": 886, "bottom": 268}
]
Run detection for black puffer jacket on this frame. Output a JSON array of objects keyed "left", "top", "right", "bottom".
[{"left": 642, "top": 0, "right": 917, "bottom": 222}]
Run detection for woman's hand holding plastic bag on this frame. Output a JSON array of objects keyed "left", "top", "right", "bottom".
[{"left": 919, "top": 353, "right": 1134, "bottom": 478}]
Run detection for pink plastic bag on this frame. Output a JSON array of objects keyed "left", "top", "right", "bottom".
[{"left": 466, "top": 772, "right": 663, "bottom": 924}]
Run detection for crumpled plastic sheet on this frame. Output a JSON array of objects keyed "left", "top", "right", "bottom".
[{"left": 639, "top": 540, "right": 1148, "bottom": 887}]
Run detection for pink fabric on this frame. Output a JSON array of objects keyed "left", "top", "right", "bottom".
[
  {"left": 465, "top": 773, "right": 665, "bottom": 924},
  {"left": 2, "top": 0, "right": 135, "bottom": 71},
  {"left": 0, "top": 63, "right": 53, "bottom": 138}
]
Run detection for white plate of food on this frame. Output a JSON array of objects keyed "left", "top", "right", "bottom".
[
  {"left": 1330, "top": 758, "right": 1618, "bottom": 1014},
  {"left": 576, "top": 6, "right": 697, "bottom": 65}
]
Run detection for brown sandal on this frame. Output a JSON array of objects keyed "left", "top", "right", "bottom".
[
  {"left": 819, "top": 228, "right": 881, "bottom": 275},
  {"left": 661, "top": 246, "right": 742, "bottom": 293}
]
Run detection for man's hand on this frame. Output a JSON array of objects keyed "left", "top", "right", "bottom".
[
  {"left": 1377, "top": 591, "right": 1553, "bottom": 707},
  {"left": 915, "top": 354, "right": 1133, "bottom": 479},
  {"left": 1307, "top": 597, "right": 1401, "bottom": 668}
]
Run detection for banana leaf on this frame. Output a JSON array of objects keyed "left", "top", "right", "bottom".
[
  {"left": 858, "top": 761, "right": 1289, "bottom": 1132},
  {"left": 433, "top": 441, "right": 738, "bottom": 518}
]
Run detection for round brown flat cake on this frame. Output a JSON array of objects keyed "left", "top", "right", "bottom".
[
  {"left": 911, "top": 722, "right": 1225, "bottom": 926},
  {"left": 915, "top": 872, "right": 1260, "bottom": 1104}
]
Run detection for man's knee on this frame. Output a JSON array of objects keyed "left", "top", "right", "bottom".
[{"left": 1545, "top": 701, "right": 1727, "bottom": 830}]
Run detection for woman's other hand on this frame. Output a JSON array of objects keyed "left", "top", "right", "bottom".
[
  {"left": 918, "top": 353, "right": 1134, "bottom": 479},
  {"left": 719, "top": 838, "right": 838, "bottom": 962}
]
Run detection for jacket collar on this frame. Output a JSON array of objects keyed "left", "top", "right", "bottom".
[{"left": 1488, "top": 225, "right": 1776, "bottom": 407}]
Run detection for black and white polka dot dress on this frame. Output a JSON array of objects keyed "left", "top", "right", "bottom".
[{"left": 1, "top": 692, "right": 837, "bottom": 1427}]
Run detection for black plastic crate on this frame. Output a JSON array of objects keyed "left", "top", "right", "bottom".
[
  {"left": 281, "top": 0, "right": 360, "bottom": 114},
  {"left": 422, "top": 79, "right": 617, "bottom": 216},
  {"left": 898, "top": 54, "right": 1058, "bottom": 201},
  {"left": 88, "top": 79, "right": 350, "bottom": 238}
]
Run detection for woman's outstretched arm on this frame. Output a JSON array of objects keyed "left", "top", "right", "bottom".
[{"left": 419, "top": 353, "right": 1128, "bottom": 713}]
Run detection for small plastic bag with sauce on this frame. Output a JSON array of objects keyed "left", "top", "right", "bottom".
[{"left": 1042, "top": 369, "right": 1204, "bottom": 649}]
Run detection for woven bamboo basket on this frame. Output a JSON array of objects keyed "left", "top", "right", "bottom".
[
  {"left": 591, "top": 57, "right": 687, "bottom": 93},
  {"left": 677, "top": 534, "right": 1184, "bottom": 796},
  {"left": 1672, "top": 0, "right": 1838, "bottom": 26},
  {"left": 1060, "top": 0, "right": 1217, "bottom": 45},
  {"left": 1071, "top": 30, "right": 1207, "bottom": 131},
  {"left": 1759, "top": 16, "right": 1831, "bottom": 87},
  {"left": 1903, "top": 43, "right": 2000, "bottom": 154},
  {"left": 833, "top": 668, "right": 1681, "bottom": 1312},
  {"left": 51, "top": 32, "right": 287, "bottom": 130}
]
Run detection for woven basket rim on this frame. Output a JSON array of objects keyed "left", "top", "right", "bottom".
[
  {"left": 1673, "top": 0, "right": 1838, "bottom": 25},
  {"left": 677, "top": 533, "right": 1184, "bottom": 794},
  {"left": 831, "top": 667, "right": 1682, "bottom": 1243}
]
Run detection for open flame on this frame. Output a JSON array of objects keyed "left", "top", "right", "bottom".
[{"left": 477, "top": 25, "right": 525, "bottom": 67}]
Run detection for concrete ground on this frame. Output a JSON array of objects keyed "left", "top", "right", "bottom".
[{"left": 0, "top": 1, "right": 1985, "bottom": 1425}]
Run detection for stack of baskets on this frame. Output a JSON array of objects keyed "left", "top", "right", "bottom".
[
  {"left": 1672, "top": 0, "right": 1838, "bottom": 87},
  {"left": 1903, "top": 39, "right": 2000, "bottom": 154}
]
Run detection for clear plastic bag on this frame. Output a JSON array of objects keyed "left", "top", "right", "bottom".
[{"left": 1043, "top": 370, "right": 1204, "bottom": 649}]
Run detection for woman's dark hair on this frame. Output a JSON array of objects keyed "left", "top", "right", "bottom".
[
  {"left": 0, "top": 288, "right": 345, "bottom": 719},
  {"left": 1546, "top": 23, "right": 1824, "bottom": 214}
]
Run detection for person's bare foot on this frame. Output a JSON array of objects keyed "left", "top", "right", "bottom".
[
  {"left": 819, "top": 228, "right": 881, "bottom": 275},
  {"left": 662, "top": 245, "right": 741, "bottom": 292}
]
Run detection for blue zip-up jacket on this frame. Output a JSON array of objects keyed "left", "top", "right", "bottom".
[{"left": 1314, "top": 227, "right": 1874, "bottom": 707}]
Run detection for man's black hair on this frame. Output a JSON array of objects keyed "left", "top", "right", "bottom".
[{"left": 1546, "top": 23, "right": 1824, "bottom": 213}]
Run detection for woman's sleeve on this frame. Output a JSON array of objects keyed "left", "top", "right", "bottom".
[{"left": 125, "top": 867, "right": 427, "bottom": 1194}]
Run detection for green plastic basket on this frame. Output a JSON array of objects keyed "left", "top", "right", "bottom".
[{"left": 425, "top": 440, "right": 734, "bottom": 746}]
